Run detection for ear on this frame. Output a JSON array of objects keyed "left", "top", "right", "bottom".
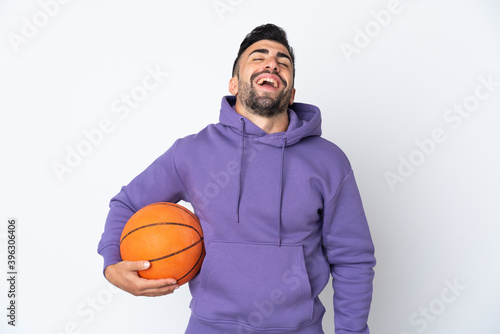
[
  {"left": 289, "top": 88, "right": 296, "bottom": 105},
  {"left": 229, "top": 76, "right": 238, "bottom": 95}
]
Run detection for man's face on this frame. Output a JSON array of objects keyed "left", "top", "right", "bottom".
[{"left": 230, "top": 40, "right": 295, "bottom": 118}]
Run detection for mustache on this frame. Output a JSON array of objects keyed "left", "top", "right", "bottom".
[{"left": 250, "top": 70, "right": 287, "bottom": 88}]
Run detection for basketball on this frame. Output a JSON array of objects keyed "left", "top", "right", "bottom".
[{"left": 119, "top": 202, "right": 205, "bottom": 285}]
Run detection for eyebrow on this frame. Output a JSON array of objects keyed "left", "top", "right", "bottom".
[{"left": 248, "top": 48, "right": 292, "bottom": 63}]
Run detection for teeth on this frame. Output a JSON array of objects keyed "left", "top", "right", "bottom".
[{"left": 257, "top": 77, "right": 278, "bottom": 88}]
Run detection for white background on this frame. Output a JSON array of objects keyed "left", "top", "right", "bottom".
[{"left": 1, "top": 0, "right": 500, "bottom": 333}]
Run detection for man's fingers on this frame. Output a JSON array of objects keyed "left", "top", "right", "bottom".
[
  {"left": 140, "top": 284, "right": 180, "bottom": 297},
  {"left": 131, "top": 271, "right": 179, "bottom": 296},
  {"left": 136, "top": 276, "right": 178, "bottom": 289},
  {"left": 134, "top": 277, "right": 179, "bottom": 296},
  {"left": 106, "top": 260, "right": 179, "bottom": 297}
]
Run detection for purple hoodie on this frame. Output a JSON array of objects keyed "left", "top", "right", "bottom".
[{"left": 98, "top": 96, "right": 375, "bottom": 334}]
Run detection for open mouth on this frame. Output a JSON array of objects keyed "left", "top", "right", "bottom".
[{"left": 256, "top": 77, "right": 279, "bottom": 88}]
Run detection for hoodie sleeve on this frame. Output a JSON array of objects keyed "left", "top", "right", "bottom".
[
  {"left": 322, "top": 169, "right": 376, "bottom": 334},
  {"left": 97, "top": 139, "right": 188, "bottom": 273}
]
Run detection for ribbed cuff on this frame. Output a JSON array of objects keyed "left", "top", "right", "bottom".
[{"left": 98, "top": 244, "right": 122, "bottom": 276}]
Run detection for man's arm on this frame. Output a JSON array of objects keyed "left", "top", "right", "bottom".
[
  {"left": 97, "top": 140, "right": 188, "bottom": 296},
  {"left": 322, "top": 170, "right": 376, "bottom": 334}
]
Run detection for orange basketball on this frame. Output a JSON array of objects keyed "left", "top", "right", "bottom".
[{"left": 119, "top": 202, "right": 205, "bottom": 285}]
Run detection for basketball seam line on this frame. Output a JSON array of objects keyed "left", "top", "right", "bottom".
[
  {"left": 119, "top": 222, "right": 201, "bottom": 245},
  {"left": 178, "top": 243, "right": 205, "bottom": 282},
  {"left": 148, "top": 237, "right": 204, "bottom": 263}
]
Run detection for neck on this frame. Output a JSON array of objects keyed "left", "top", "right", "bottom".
[{"left": 234, "top": 98, "right": 289, "bottom": 134}]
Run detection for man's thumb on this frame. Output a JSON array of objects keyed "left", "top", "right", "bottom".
[{"left": 129, "top": 260, "right": 150, "bottom": 271}]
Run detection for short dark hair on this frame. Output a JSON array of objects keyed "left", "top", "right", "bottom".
[{"left": 232, "top": 23, "right": 295, "bottom": 80}]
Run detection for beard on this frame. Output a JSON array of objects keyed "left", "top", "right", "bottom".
[{"left": 238, "top": 72, "right": 293, "bottom": 118}]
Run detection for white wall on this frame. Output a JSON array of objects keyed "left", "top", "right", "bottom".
[{"left": 1, "top": 1, "right": 499, "bottom": 333}]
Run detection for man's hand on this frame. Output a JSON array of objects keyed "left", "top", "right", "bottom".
[{"left": 105, "top": 260, "right": 179, "bottom": 297}]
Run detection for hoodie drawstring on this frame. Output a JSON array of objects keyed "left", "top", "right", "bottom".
[
  {"left": 236, "top": 117, "right": 245, "bottom": 223},
  {"left": 236, "top": 117, "right": 286, "bottom": 247},
  {"left": 277, "top": 137, "right": 287, "bottom": 247}
]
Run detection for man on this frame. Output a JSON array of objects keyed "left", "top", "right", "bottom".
[{"left": 98, "top": 24, "right": 376, "bottom": 334}]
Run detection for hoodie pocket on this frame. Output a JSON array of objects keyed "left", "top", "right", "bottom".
[{"left": 192, "top": 240, "right": 313, "bottom": 330}]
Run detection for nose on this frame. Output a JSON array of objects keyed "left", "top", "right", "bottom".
[{"left": 264, "top": 56, "right": 279, "bottom": 72}]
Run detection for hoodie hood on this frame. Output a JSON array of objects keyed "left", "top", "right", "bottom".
[
  {"left": 218, "top": 95, "right": 324, "bottom": 245},
  {"left": 219, "top": 95, "right": 322, "bottom": 147}
]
